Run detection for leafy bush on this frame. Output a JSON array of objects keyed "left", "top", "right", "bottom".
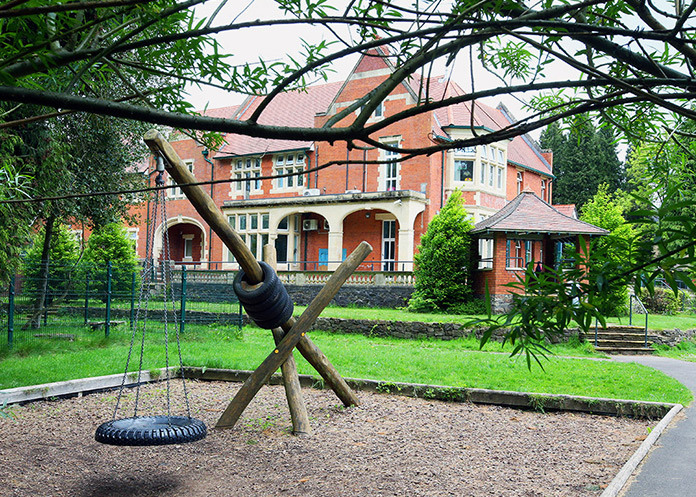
[
  {"left": 409, "top": 190, "right": 475, "bottom": 313},
  {"left": 83, "top": 223, "right": 139, "bottom": 301},
  {"left": 580, "top": 184, "right": 635, "bottom": 316},
  {"left": 638, "top": 287, "right": 686, "bottom": 315},
  {"left": 22, "top": 224, "right": 81, "bottom": 304}
]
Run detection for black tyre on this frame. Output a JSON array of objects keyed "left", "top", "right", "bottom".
[
  {"left": 233, "top": 261, "right": 278, "bottom": 305},
  {"left": 95, "top": 415, "right": 207, "bottom": 446},
  {"left": 251, "top": 293, "right": 294, "bottom": 330},
  {"left": 233, "top": 261, "right": 294, "bottom": 329}
]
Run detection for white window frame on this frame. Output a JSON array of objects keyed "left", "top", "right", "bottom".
[
  {"left": 516, "top": 171, "right": 523, "bottom": 194},
  {"left": 226, "top": 211, "right": 270, "bottom": 262},
  {"left": 541, "top": 179, "right": 547, "bottom": 202},
  {"left": 454, "top": 159, "right": 474, "bottom": 183},
  {"left": 182, "top": 234, "right": 194, "bottom": 260},
  {"left": 273, "top": 153, "right": 306, "bottom": 191},
  {"left": 478, "top": 238, "right": 494, "bottom": 270},
  {"left": 380, "top": 140, "right": 401, "bottom": 192},
  {"left": 168, "top": 159, "right": 193, "bottom": 198},
  {"left": 234, "top": 157, "right": 262, "bottom": 194},
  {"left": 382, "top": 219, "right": 396, "bottom": 271}
]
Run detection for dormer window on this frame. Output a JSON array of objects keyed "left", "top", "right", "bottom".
[
  {"left": 233, "top": 157, "right": 261, "bottom": 193},
  {"left": 274, "top": 152, "right": 306, "bottom": 190}
]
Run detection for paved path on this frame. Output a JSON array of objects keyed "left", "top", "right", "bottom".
[{"left": 613, "top": 355, "right": 696, "bottom": 496}]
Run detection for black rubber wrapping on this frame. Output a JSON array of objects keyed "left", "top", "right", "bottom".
[
  {"left": 233, "top": 261, "right": 294, "bottom": 330},
  {"left": 95, "top": 415, "right": 207, "bottom": 446}
]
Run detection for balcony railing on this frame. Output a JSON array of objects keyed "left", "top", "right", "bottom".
[{"left": 161, "top": 261, "right": 415, "bottom": 287}]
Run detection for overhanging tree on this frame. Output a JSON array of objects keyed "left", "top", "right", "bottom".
[{"left": 2, "top": 0, "right": 696, "bottom": 355}]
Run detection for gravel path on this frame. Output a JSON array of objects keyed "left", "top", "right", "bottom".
[{"left": 0, "top": 380, "right": 653, "bottom": 497}]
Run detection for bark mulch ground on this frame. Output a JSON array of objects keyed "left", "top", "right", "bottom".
[{"left": 0, "top": 380, "right": 653, "bottom": 497}]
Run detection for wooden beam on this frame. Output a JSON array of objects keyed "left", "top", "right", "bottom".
[
  {"left": 264, "top": 244, "right": 310, "bottom": 436},
  {"left": 143, "top": 130, "right": 366, "bottom": 415},
  {"left": 215, "top": 242, "right": 372, "bottom": 428}
]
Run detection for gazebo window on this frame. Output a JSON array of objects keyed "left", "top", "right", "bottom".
[{"left": 506, "top": 239, "right": 537, "bottom": 269}]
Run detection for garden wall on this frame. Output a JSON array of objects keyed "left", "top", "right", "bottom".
[
  {"left": 182, "top": 283, "right": 414, "bottom": 309},
  {"left": 308, "top": 317, "right": 579, "bottom": 343}
]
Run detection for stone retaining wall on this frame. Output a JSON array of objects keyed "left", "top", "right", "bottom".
[
  {"left": 309, "top": 317, "right": 579, "bottom": 343},
  {"left": 648, "top": 328, "right": 696, "bottom": 347},
  {"left": 179, "top": 283, "right": 414, "bottom": 308}
]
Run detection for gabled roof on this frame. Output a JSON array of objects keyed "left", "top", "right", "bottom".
[
  {"left": 553, "top": 204, "right": 578, "bottom": 219},
  {"left": 472, "top": 190, "right": 607, "bottom": 236},
  {"left": 429, "top": 79, "right": 553, "bottom": 177},
  {"left": 215, "top": 81, "right": 343, "bottom": 158}
]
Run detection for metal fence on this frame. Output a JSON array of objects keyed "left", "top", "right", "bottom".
[{"left": 1, "top": 261, "right": 243, "bottom": 348}]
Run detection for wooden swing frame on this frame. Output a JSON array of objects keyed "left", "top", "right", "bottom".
[{"left": 144, "top": 130, "right": 371, "bottom": 433}]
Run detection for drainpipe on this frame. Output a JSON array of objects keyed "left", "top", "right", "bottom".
[
  {"left": 202, "top": 149, "right": 214, "bottom": 269},
  {"left": 345, "top": 149, "right": 350, "bottom": 192},
  {"left": 440, "top": 149, "right": 446, "bottom": 209},
  {"left": 362, "top": 149, "right": 367, "bottom": 192},
  {"left": 314, "top": 144, "right": 319, "bottom": 189}
]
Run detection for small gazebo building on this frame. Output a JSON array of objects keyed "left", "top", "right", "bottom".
[{"left": 471, "top": 189, "right": 608, "bottom": 312}]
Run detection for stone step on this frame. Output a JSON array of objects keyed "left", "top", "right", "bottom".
[
  {"left": 595, "top": 339, "right": 651, "bottom": 348},
  {"left": 591, "top": 332, "right": 650, "bottom": 341},
  {"left": 595, "top": 346, "right": 655, "bottom": 355}
]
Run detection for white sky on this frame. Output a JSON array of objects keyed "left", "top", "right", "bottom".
[{"left": 185, "top": 0, "right": 534, "bottom": 120}]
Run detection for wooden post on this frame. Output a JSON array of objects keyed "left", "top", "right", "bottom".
[
  {"left": 264, "top": 244, "right": 311, "bottom": 436},
  {"left": 142, "top": 130, "right": 365, "bottom": 415},
  {"left": 216, "top": 242, "right": 371, "bottom": 428}
]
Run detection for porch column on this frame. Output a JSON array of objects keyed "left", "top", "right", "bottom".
[
  {"left": 327, "top": 230, "right": 344, "bottom": 270},
  {"left": 397, "top": 228, "right": 414, "bottom": 271}
]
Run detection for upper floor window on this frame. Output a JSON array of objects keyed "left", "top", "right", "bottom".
[
  {"left": 374, "top": 101, "right": 384, "bottom": 118},
  {"left": 516, "top": 171, "right": 523, "bottom": 194},
  {"left": 541, "top": 179, "right": 547, "bottom": 202},
  {"left": 168, "top": 159, "right": 193, "bottom": 198},
  {"left": 274, "top": 153, "right": 306, "bottom": 190},
  {"left": 454, "top": 159, "right": 474, "bottom": 182},
  {"left": 234, "top": 157, "right": 261, "bottom": 194},
  {"left": 454, "top": 145, "right": 476, "bottom": 156},
  {"left": 381, "top": 141, "right": 400, "bottom": 191}
]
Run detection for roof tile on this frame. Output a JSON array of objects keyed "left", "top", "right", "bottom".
[{"left": 472, "top": 191, "right": 607, "bottom": 235}]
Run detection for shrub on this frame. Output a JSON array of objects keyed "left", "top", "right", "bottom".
[
  {"left": 22, "top": 224, "right": 81, "bottom": 304},
  {"left": 638, "top": 287, "right": 686, "bottom": 315},
  {"left": 83, "top": 223, "right": 139, "bottom": 301},
  {"left": 409, "top": 190, "right": 475, "bottom": 313}
]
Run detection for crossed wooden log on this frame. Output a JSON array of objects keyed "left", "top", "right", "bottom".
[{"left": 144, "top": 130, "right": 370, "bottom": 433}]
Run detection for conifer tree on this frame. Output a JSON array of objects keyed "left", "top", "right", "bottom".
[{"left": 409, "top": 190, "right": 475, "bottom": 313}]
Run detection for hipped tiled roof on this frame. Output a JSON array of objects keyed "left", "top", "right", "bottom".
[
  {"left": 472, "top": 190, "right": 607, "bottom": 235},
  {"left": 215, "top": 82, "right": 343, "bottom": 158}
]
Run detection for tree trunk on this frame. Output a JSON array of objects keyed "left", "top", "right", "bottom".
[{"left": 30, "top": 215, "right": 55, "bottom": 329}]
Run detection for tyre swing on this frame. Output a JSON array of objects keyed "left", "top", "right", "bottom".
[
  {"left": 142, "top": 130, "right": 371, "bottom": 435},
  {"left": 94, "top": 157, "right": 206, "bottom": 446}
]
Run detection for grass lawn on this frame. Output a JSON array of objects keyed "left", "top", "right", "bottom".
[{"left": 0, "top": 323, "right": 691, "bottom": 406}]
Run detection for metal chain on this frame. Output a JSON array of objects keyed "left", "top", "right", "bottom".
[
  {"left": 161, "top": 195, "right": 193, "bottom": 419},
  {"left": 113, "top": 189, "right": 157, "bottom": 420},
  {"left": 111, "top": 170, "right": 193, "bottom": 421}
]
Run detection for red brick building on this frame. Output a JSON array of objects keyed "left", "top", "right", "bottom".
[{"left": 128, "top": 49, "right": 601, "bottom": 308}]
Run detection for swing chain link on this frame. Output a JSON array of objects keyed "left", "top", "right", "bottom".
[{"left": 112, "top": 169, "right": 192, "bottom": 422}]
